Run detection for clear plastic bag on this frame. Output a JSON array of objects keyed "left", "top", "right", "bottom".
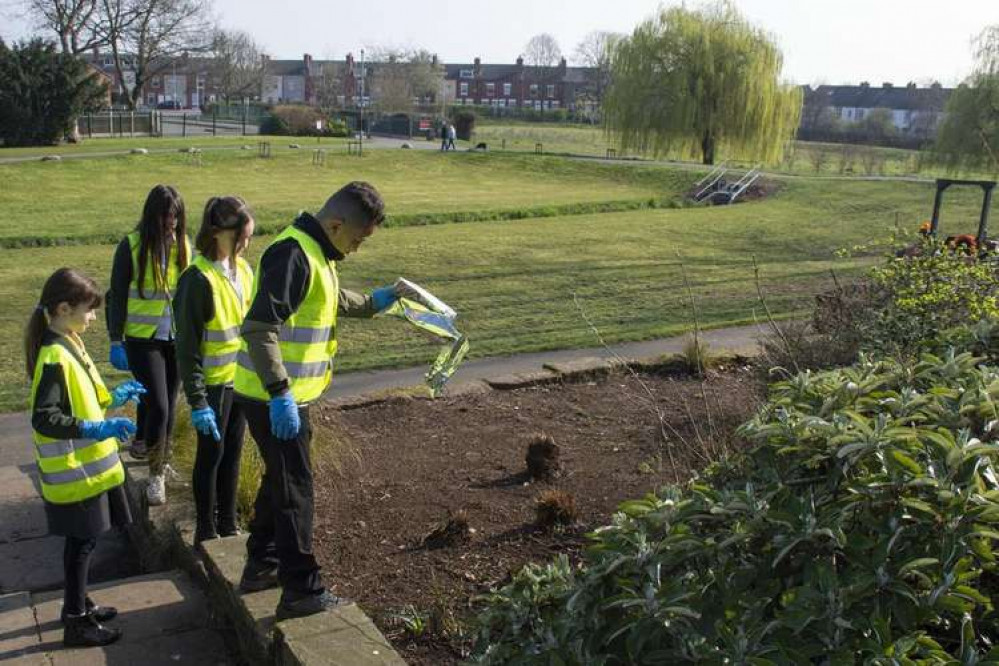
[{"left": 376, "top": 279, "right": 469, "bottom": 397}]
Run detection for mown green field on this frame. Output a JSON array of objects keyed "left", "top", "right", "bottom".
[
  {"left": 0, "top": 150, "right": 690, "bottom": 245},
  {"left": 2, "top": 169, "right": 990, "bottom": 412},
  {"left": 0, "top": 134, "right": 325, "bottom": 158}
]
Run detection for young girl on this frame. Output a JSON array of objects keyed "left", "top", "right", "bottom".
[
  {"left": 107, "top": 184, "right": 191, "bottom": 506},
  {"left": 26, "top": 268, "right": 144, "bottom": 647},
  {"left": 174, "top": 196, "right": 255, "bottom": 544}
]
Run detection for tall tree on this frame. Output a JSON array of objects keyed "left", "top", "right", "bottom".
[
  {"left": 573, "top": 30, "right": 621, "bottom": 98},
  {"left": 22, "top": 0, "right": 106, "bottom": 54},
  {"left": 934, "top": 26, "right": 999, "bottom": 173},
  {"left": 210, "top": 28, "right": 264, "bottom": 103},
  {"left": 603, "top": 1, "right": 802, "bottom": 165},
  {"left": 98, "top": 0, "right": 212, "bottom": 110},
  {"left": 0, "top": 37, "right": 107, "bottom": 145},
  {"left": 368, "top": 47, "right": 442, "bottom": 113},
  {"left": 524, "top": 33, "right": 562, "bottom": 83}
]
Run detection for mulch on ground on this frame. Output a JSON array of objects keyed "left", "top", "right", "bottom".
[{"left": 311, "top": 362, "right": 766, "bottom": 664}]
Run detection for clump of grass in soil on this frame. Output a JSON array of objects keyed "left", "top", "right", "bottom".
[
  {"left": 525, "top": 433, "right": 561, "bottom": 481},
  {"left": 423, "top": 509, "right": 472, "bottom": 549},
  {"left": 535, "top": 489, "right": 579, "bottom": 529}
]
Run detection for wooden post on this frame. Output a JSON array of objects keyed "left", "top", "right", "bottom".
[
  {"left": 212, "top": 109, "right": 217, "bottom": 136},
  {"left": 182, "top": 114, "right": 187, "bottom": 137},
  {"left": 130, "top": 111, "right": 134, "bottom": 137}
]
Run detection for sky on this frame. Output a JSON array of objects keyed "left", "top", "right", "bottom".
[{"left": 2, "top": 0, "right": 998, "bottom": 86}]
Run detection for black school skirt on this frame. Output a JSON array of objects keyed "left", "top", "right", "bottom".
[{"left": 44, "top": 483, "right": 133, "bottom": 539}]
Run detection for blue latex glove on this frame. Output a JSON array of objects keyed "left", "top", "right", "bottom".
[
  {"left": 191, "top": 406, "right": 221, "bottom": 441},
  {"left": 80, "top": 418, "right": 137, "bottom": 442},
  {"left": 109, "top": 380, "right": 146, "bottom": 409},
  {"left": 371, "top": 285, "right": 398, "bottom": 312},
  {"left": 268, "top": 392, "right": 300, "bottom": 440},
  {"left": 109, "top": 342, "right": 129, "bottom": 371}
]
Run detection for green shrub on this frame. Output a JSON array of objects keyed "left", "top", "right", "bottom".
[
  {"left": 453, "top": 109, "right": 476, "bottom": 141},
  {"left": 472, "top": 348, "right": 999, "bottom": 663}
]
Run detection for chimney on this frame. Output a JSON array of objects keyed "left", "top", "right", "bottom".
[
  {"left": 474, "top": 56, "right": 481, "bottom": 77},
  {"left": 882, "top": 81, "right": 893, "bottom": 89},
  {"left": 432, "top": 53, "right": 438, "bottom": 66},
  {"left": 859, "top": 81, "right": 870, "bottom": 88},
  {"left": 906, "top": 81, "right": 917, "bottom": 89},
  {"left": 516, "top": 55, "right": 523, "bottom": 67},
  {"left": 559, "top": 56, "right": 567, "bottom": 75},
  {"left": 304, "top": 53, "right": 313, "bottom": 66}
]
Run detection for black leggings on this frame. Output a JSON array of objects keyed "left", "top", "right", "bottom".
[
  {"left": 63, "top": 536, "right": 97, "bottom": 616},
  {"left": 125, "top": 338, "right": 179, "bottom": 475},
  {"left": 192, "top": 385, "right": 246, "bottom": 536}
]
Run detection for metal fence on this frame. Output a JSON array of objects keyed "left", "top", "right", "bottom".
[
  {"left": 75, "top": 110, "right": 259, "bottom": 138},
  {"left": 76, "top": 111, "right": 157, "bottom": 138}
]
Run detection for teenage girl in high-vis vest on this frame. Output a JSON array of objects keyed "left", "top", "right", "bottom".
[
  {"left": 107, "top": 185, "right": 191, "bottom": 507},
  {"left": 25, "top": 268, "right": 145, "bottom": 647},
  {"left": 173, "top": 196, "right": 255, "bottom": 544}
]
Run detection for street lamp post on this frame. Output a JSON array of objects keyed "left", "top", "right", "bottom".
[{"left": 359, "top": 48, "right": 365, "bottom": 151}]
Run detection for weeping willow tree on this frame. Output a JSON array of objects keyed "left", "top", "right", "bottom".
[
  {"left": 603, "top": 1, "right": 802, "bottom": 165},
  {"left": 934, "top": 26, "right": 999, "bottom": 175}
]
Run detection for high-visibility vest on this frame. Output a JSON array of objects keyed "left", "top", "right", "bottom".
[
  {"left": 234, "top": 225, "right": 339, "bottom": 404},
  {"left": 185, "top": 254, "right": 254, "bottom": 386},
  {"left": 30, "top": 336, "right": 125, "bottom": 504},
  {"left": 124, "top": 231, "right": 191, "bottom": 338}
]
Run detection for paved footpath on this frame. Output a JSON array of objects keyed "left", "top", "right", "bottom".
[{"left": 0, "top": 323, "right": 764, "bottom": 663}]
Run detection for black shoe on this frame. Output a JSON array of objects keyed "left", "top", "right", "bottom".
[
  {"left": 239, "top": 559, "right": 278, "bottom": 593},
  {"left": 194, "top": 526, "right": 220, "bottom": 545},
  {"left": 63, "top": 612, "right": 122, "bottom": 647},
  {"left": 276, "top": 590, "right": 349, "bottom": 621},
  {"left": 130, "top": 440, "right": 148, "bottom": 460},
  {"left": 61, "top": 597, "right": 118, "bottom": 624},
  {"left": 217, "top": 521, "right": 241, "bottom": 538}
]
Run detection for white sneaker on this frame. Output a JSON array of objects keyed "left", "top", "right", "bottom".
[{"left": 146, "top": 474, "right": 166, "bottom": 506}]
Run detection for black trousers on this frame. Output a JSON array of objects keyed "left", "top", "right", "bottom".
[
  {"left": 242, "top": 401, "right": 323, "bottom": 597},
  {"left": 125, "top": 338, "right": 179, "bottom": 475},
  {"left": 63, "top": 536, "right": 97, "bottom": 616},
  {"left": 192, "top": 385, "right": 246, "bottom": 537}
]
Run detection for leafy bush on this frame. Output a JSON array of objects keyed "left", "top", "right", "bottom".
[
  {"left": 866, "top": 240, "right": 999, "bottom": 357},
  {"left": 259, "top": 112, "right": 289, "bottom": 135},
  {"left": 453, "top": 109, "right": 476, "bottom": 141},
  {"left": 472, "top": 347, "right": 999, "bottom": 663}
]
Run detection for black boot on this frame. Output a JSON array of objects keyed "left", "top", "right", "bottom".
[
  {"left": 61, "top": 597, "right": 117, "bottom": 624},
  {"left": 63, "top": 612, "right": 122, "bottom": 647}
]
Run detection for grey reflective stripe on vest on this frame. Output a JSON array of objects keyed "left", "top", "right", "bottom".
[
  {"left": 204, "top": 327, "right": 239, "bottom": 342},
  {"left": 279, "top": 326, "right": 332, "bottom": 344},
  {"left": 35, "top": 438, "right": 101, "bottom": 459},
  {"left": 126, "top": 313, "right": 167, "bottom": 325},
  {"left": 128, "top": 288, "right": 169, "bottom": 301},
  {"left": 235, "top": 351, "right": 328, "bottom": 378},
  {"left": 284, "top": 359, "right": 330, "bottom": 378},
  {"left": 203, "top": 351, "right": 239, "bottom": 368},
  {"left": 38, "top": 450, "right": 121, "bottom": 486}
]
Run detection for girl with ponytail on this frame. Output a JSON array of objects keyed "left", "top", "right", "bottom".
[
  {"left": 174, "top": 196, "right": 255, "bottom": 543},
  {"left": 25, "top": 268, "right": 145, "bottom": 648}
]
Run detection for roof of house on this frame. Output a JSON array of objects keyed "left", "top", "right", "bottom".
[
  {"left": 264, "top": 59, "right": 307, "bottom": 77},
  {"left": 808, "top": 84, "right": 953, "bottom": 111}
]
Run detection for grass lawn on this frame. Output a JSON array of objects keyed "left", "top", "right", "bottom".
[
  {"left": 0, "top": 150, "right": 691, "bottom": 245},
  {"left": 474, "top": 121, "right": 999, "bottom": 180},
  {"left": 0, "top": 134, "right": 321, "bottom": 158},
  {"left": 1, "top": 174, "right": 988, "bottom": 413}
]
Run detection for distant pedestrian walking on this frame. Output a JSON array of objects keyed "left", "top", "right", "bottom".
[
  {"left": 440, "top": 121, "right": 449, "bottom": 151},
  {"left": 447, "top": 123, "right": 457, "bottom": 151}
]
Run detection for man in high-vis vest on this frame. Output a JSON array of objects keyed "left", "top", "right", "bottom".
[{"left": 234, "top": 181, "right": 403, "bottom": 620}]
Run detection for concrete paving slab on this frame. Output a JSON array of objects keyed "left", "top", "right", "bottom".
[
  {"left": 483, "top": 370, "right": 559, "bottom": 390},
  {"left": 33, "top": 571, "right": 225, "bottom": 664},
  {"left": 543, "top": 356, "right": 618, "bottom": 379},
  {"left": 0, "top": 414, "right": 33, "bottom": 467},
  {"left": 274, "top": 603, "right": 405, "bottom": 666},
  {"left": 0, "top": 475, "right": 48, "bottom": 544},
  {"left": 0, "top": 592, "right": 45, "bottom": 662},
  {"left": 0, "top": 537, "right": 65, "bottom": 593}
]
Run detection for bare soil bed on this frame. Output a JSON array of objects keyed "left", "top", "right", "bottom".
[{"left": 311, "top": 362, "right": 766, "bottom": 664}]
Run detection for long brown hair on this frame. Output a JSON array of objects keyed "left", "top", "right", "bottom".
[
  {"left": 136, "top": 184, "right": 188, "bottom": 297},
  {"left": 195, "top": 196, "right": 254, "bottom": 260},
  {"left": 24, "top": 268, "right": 103, "bottom": 379}
]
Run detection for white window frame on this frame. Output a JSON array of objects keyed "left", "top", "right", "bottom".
[
  {"left": 459, "top": 82, "right": 469, "bottom": 97},
  {"left": 486, "top": 82, "right": 495, "bottom": 96},
  {"left": 546, "top": 84, "right": 555, "bottom": 99},
  {"left": 503, "top": 82, "right": 512, "bottom": 96}
]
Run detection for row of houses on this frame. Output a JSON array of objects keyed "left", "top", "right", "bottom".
[
  {"left": 84, "top": 50, "right": 955, "bottom": 137},
  {"left": 84, "top": 51, "right": 603, "bottom": 113}
]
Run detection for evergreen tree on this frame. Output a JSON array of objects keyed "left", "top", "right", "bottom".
[{"left": 0, "top": 38, "right": 107, "bottom": 146}]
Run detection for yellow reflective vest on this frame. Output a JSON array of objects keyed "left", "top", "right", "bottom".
[
  {"left": 124, "top": 230, "right": 191, "bottom": 338},
  {"left": 30, "top": 336, "right": 125, "bottom": 504},
  {"left": 185, "top": 255, "right": 254, "bottom": 386},
  {"left": 234, "top": 225, "right": 339, "bottom": 404}
]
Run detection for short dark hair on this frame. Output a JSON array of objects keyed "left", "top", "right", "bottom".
[{"left": 318, "top": 181, "right": 385, "bottom": 227}]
